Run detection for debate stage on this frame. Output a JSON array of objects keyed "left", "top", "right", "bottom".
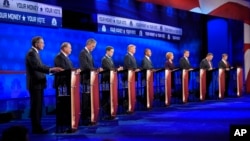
[{"left": 0, "top": 94, "right": 249, "bottom": 141}]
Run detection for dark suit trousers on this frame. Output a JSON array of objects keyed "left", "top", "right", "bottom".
[
  {"left": 81, "top": 81, "right": 91, "bottom": 124},
  {"left": 29, "top": 88, "right": 44, "bottom": 131}
]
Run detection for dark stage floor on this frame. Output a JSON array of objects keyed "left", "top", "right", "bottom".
[{"left": 1, "top": 94, "right": 250, "bottom": 141}]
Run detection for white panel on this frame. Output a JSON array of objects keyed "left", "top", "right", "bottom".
[{"left": 244, "top": 23, "right": 250, "bottom": 44}]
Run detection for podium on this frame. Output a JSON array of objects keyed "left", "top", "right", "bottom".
[
  {"left": 200, "top": 69, "right": 206, "bottom": 101},
  {"left": 146, "top": 70, "right": 154, "bottom": 109},
  {"left": 127, "top": 70, "right": 136, "bottom": 113},
  {"left": 182, "top": 69, "right": 189, "bottom": 103},
  {"left": 218, "top": 68, "right": 225, "bottom": 99},
  {"left": 55, "top": 69, "right": 80, "bottom": 133},
  {"left": 164, "top": 69, "right": 180, "bottom": 105},
  {"left": 236, "top": 67, "right": 243, "bottom": 97},
  {"left": 90, "top": 70, "right": 100, "bottom": 123},
  {"left": 110, "top": 70, "right": 118, "bottom": 117},
  {"left": 100, "top": 70, "right": 118, "bottom": 118},
  {"left": 218, "top": 67, "right": 243, "bottom": 98}
]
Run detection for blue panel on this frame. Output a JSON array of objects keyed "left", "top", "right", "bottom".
[{"left": 207, "top": 19, "right": 228, "bottom": 66}]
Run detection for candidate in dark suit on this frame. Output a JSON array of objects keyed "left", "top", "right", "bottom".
[
  {"left": 54, "top": 42, "right": 73, "bottom": 87},
  {"left": 78, "top": 38, "right": 97, "bottom": 125},
  {"left": 140, "top": 49, "right": 154, "bottom": 108},
  {"left": 101, "top": 46, "right": 118, "bottom": 119},
  {"left": 218, "top": 53, "right": 231, "bottom": 96},
  {"left": 200, "top": 53, "right": 214, "bottom": 98},
  {"left": 179, "top": 50, "right": 191, "bottom": 70},
  {"left": 54, "top": 42, "right": 73, "bottom": 70},
  {"left": 79, "top": 39, "right": 96, "bottom": 83},
  {"left": 25, "top": 36, "right": 63, "bottom": 134},
  {"left": 124, "top": 44, "right": 138, "bottom": 70},
  {"left": 141, "top": 49, "right": 153, "bottom": 70}
]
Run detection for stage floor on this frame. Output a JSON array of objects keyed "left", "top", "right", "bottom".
[{"left": 1, "top": 94, "right": 250, "bottom": 141}]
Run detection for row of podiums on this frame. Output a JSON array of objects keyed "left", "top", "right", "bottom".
[{"left": 55, "top": 68, "right": 243, "bottom": 133}]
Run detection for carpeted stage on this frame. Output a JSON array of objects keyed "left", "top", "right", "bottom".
[{"left": 0, "top": 94, "right": 250, "bottom": 141}]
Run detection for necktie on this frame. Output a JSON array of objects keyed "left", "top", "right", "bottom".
[
  {"left": 67, "top": 57, "right": 73, "bottom": 68},
  {"left": 186, "top": 58, "right": 189, "bottom": 64}
]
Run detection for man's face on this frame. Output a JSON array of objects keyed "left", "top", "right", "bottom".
[
  {"left": 130, "top": 46, "right": 136, "bottom": 54},
  {"left": 36, "top": 39, "right": 45, "bottom": 50},
  {"left": 208, "top": 55, "right": 213, "bottom": 61},
  {"left": 107, "top": 49, "right": 114, "bottom": 57},
  {"left": 88, "top": 43, "right": 96, "bottom": 52},
  {"left": 146, "top": 50, "right": 152, "bottom": 57},
  {"left": 223, "top": 55, "right": 228, "bottom": 61},
  {"left": 184, "top": 51, "right": 190, "bottom": 58},
  {"left": 64, "top": 44, "right": 72, "bottom": 55}
]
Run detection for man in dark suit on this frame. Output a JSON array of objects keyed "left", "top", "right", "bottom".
[
  {"left": 54, "top": 42, "right": 73, "bottom": 70},
  {"left": 141, "top": 48, "right": 154, "bottom": 108},
  {"left": 179, "top": 50, "right": 192, "bottom": 70},
  {"left": 200, "top": 53, "right": 214, "bottom": 99},
  {"left": 218, "top": 53, "right": 231, "bottom": 96},
  {"left": 101, "top": 46, "right": 122, "bottom": 119},
  {"left": 79, "top": 38, "right": 96, "bottom": 82},
  {"left": 124, "top": 44, "right": 139, "bottom": 70},
  {"left": 25, "top": 36, "right": 63, "bottom": 134},
  {"left": 79, "top": 38, "right": 98, "bottom": 125},
  {"left": 141, "top": 48, "right": 153, "bottom": 70}
]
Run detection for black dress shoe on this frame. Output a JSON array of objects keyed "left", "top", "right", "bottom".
[{"left": 32, "top": 129, "right": 49, "bottom": 134}]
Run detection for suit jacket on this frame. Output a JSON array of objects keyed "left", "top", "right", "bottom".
[
  {"left": 200, "top": 58, "right": 212, "bottom": 70},
  {"left": 79, "top": 48, "right": 95, "bottom": 82},
  {"left": 141, "top": 56, "right": 153, "bottom": 70},
  {"left": 25, "top": 48, "right": 50, "bottom": 90},
  {"left": 101, "top": 55, "right": 115, "bottom": 82},
  {"left": 179, "top": 57, "right": 191, "bottom": 69},
  {"left": 218, "top": 60, "right": 230, "bottom": 69},
  {"left": 54, "top": 52, "right": 73, "bottom": 70},
  {"left": 54, "top": 52, "right": 73, "bottom": 87},
  {"left": 124, "top": 53, "right": 137, "bottom": 70},
  {"left": 165, "top": 60, "right": 175, "bottom": 70}
]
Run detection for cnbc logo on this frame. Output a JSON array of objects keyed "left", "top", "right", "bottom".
[{"left": 3, "top": 0, "right": 10, "bottom": 8}]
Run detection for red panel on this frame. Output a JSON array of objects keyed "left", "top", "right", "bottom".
[
  {"left": 70, "top": 70, "right": 81, "bottom": 130},
  {"left": 90, "top": 71, "right": 100, "bottom": 123},
  {"left": 110, "top": 70, "right": 118, "bottom": 117},
  {"left": 218, "top": 69, "right": 225, "bottom": 99},
  {"left": 199, "top": 69, "right": 206, "bottom": 101},
  {"left": 165, "top": 69, "right": 171, "bottom": 106},
  {"left": 182, "top": 70, "right": 189, "bottom": 103},
  {"left": 237, "top": 68, "right": 243, "bottom": 96},
  {"left": 146, "top": 70, "right": 154, "bottom": 108},
  {"left": 128, "top": 70, "right": 136, "bottom": 113},
  {"left": 137, "top": 0, "right": 200, "bottom": 10}
]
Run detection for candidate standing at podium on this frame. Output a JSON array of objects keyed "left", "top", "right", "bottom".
[
  {"left": 101, "top": 46, "right": 116, "bottom": 119},
  {"left": 141, "top": 48, "right": 153, "bottom": 70},
  {"left": 218, "top": 53, "right": 231, "bottom": 96},
  {"left": 54, "top": 42, "right": 73, "bottom": 70},
  {"left": 25, "top": 36, "right": 63, "bottom": 134},
  {"left": 79, "top": 38, "right": 97, "bottom": 125},
  {"left": 141, "top": 49, "right": 153, "bottom": 108},
  {"left": 179, "top": 50, "right": 192, "bottom": 70},
  {"left": 200, "top": 53, "right": 214, "bottom": 99},
  {"left": 124, "top": 44, "right": 139, "bottom": 70}
]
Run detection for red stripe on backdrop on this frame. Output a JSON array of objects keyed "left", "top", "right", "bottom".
[
  {"left": 137, "top": 0, "right": 200, "bottom": 10},
  {"left": 244, "top": 44, "right": 250, "bottom": 53},
  {"left": 246, "top": 70, "right": 250, "bottom": 93},
  {"left": 209, "top": 2, "right": 250, "bottom": 24}
]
